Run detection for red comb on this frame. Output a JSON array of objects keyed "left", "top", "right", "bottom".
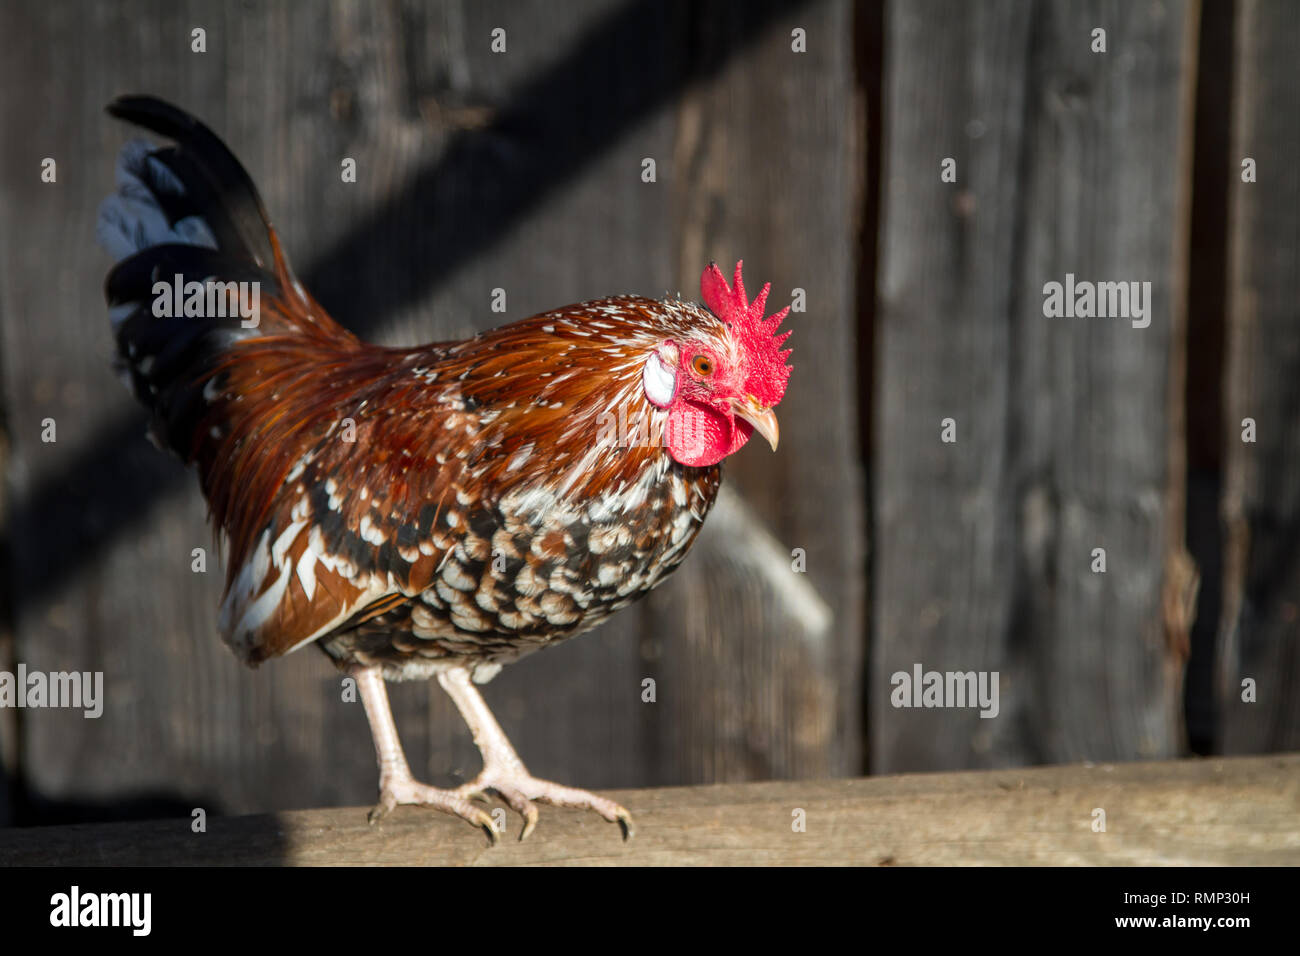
[{"left": 700, "top": 260, "right": 792, "bottom": 407}]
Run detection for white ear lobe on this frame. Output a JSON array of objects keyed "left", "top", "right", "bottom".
[{"left": 643, "top": 351, "right": 677, "bottom": 408}]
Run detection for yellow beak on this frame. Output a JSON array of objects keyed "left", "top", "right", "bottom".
[{"left": 731, "top": 395, "right": 780, "bottom": 452}]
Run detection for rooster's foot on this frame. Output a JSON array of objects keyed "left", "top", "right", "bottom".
[
  {"left": 456, "top": 770, "right": 634, "bottom": 841},
  {"left": 370, "top": 772, "right": 500, "bottom": 845}
]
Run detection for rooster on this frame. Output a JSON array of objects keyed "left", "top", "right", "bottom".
[{"left": 97, "top": 96, "right": 792, "bottom": 842}]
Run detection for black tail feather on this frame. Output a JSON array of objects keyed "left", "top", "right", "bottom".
[
  {"left": 105, "top": 96, "right": 277, "bottom": 269},
  {"left": 98, "top": 96, "right": 350, "bottom": 463}
]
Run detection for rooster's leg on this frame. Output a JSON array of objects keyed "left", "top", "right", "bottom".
[
  {"left": 352, "top": 665, "right": 499, "bottom": 843},
  {"left": 437, "top": 666, "right": 635, "bottom": 841}
]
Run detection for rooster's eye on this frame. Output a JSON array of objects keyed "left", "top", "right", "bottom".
[{"left": 692, "top": 355, "right": 714, "bottom": 377}]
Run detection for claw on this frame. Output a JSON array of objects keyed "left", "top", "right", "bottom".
[
  {"left": 487, "top": 784, "right": 540, "bottom": 841},
  {"left": 368, "top": 795, "right": 396, "bottom": 826},
  {"left": 464, "top": 804, "right": 500, "bottom": 844},
  {"left": 616, "top": 809, "right": 636, "bottom": 841},
  {"left": 519, "top": 804, "right": 540, "bottom": 841}
]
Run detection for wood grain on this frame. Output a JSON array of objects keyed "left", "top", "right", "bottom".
[
  {"left": 1, "top": 753, "right": 1295, "bottom": 865},
  {"left": 872, "top": 0, "right": 1199, "bottom": 771},
  {"left": 660, "top": 0, "right": 865, "bottom": 783},
  {"left": 1219, "top": 0, "right": 1300, "bottom": 755}
]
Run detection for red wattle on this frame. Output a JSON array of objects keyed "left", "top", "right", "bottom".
[{"left": 664, "top": 401, "right": 751, "bottom": 467}]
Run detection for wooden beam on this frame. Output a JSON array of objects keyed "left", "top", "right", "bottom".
[
  {"left": 874, "top": 0, "right": 1200, "bottom": 772},
  {"left": 2, "top": 754, "right": 1295, "bottom": 866},
  {"left": 1219, "top": 0, "right": 1300, "bottom": 755}
]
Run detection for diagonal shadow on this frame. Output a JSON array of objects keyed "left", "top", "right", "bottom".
[{"left": 7, "top": 0, "right": 812, "bottom": 611}]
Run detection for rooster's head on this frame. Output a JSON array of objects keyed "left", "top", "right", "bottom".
[{"left": 642, "top": 260, "right": 793, "bottom": 467}]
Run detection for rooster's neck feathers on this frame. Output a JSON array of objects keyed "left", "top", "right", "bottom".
[{"left": 414, "top": 294, "right": 725, "bottom": 495}]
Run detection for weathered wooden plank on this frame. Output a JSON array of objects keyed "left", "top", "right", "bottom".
[
  {"left": 1182, "top": 0, "right": 1235, "bottom": 758},
  {"left": 0, "top": 0, "right": 859, "bottom": 822},
  {"left": 873, "top": 0, "right": 1034, "bottom": 773},
  {"left": 657, "top": 0, "right": 864, "bottom": 782},
  {"left": 873, "top": 0, "right": 1198, "bottom": 771},
  {"left": 2, "top": 754, "right": 1295, "bottom": 865},
  {"left": 1219, "top": 0, "right": 1300, "bottom": 754}
]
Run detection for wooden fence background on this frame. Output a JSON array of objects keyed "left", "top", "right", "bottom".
[{"left": 0, "top": 0, "right": 1294, "bottom": 828}]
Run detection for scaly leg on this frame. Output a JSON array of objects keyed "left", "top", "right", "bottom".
[
  {"left": 352, "top": 664, "right": 499, "bottom": 844},
  {"left": 437, "top": 666, "right": 634, "bottom": 841}
]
